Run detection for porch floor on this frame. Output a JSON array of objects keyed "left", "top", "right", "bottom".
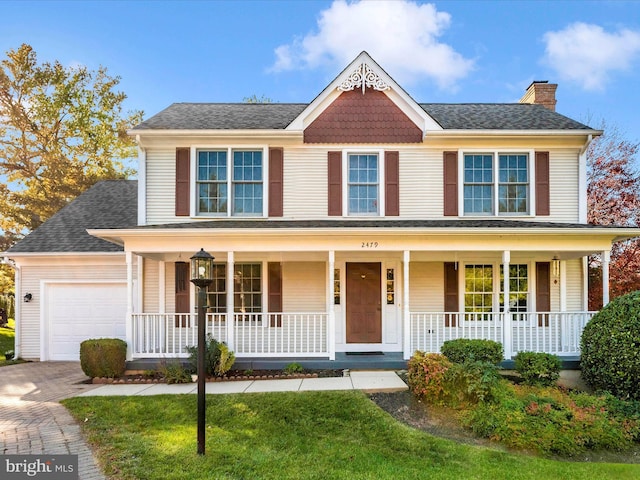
[{"left": 126, "top": 353, "right": 581, "bottom": 372}]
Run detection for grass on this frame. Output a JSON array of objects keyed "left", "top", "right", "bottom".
[
  {"left": 63, "top": 391, "right": 640, "bottom": 480},
  {"left": 0, "top": 317, "right": 20, "bottom": 366}
]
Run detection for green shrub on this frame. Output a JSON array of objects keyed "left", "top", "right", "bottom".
[
  {"left": 441, "top": 339, "right": 504, "bottom": 365},
  {"left": 580, "top": 290, "right": 640, "bottom": 400},
  {"left": 161, "top": 362, "right": 192, "bottom": 384},
  {"left": 284, "top": 362, "right": 304, "bottom": 375},
  {"left": 186, "top": 334, "right": 235, "bottom": 377},
  {"left": 4, "top": 350, "right": 15, "bottom": 360},
  {"left": 80, "top": 338, "right": 127, "bottom": 378},
  {"left": 514, "top": 351, "right": 562, "bottom": 386},
  {"left": 407, "top": 351, "right": 452, "bottom": 404},
  {"left": 463, "top": 384, "right": 640, "bottom": 456},
  {"left": 445, "top": 360, "right": 505, "bottom": 405}
]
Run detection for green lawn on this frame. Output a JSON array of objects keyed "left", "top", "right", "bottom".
[
  {"left": 0, "top": 317, "right": 18, "bottom": 366},
  {"left": 63, "top": 391, "right": 640, "bottom": 480}
]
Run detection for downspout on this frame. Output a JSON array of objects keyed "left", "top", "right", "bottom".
[{"left": 1, "top": 257, "right": 21, "bottom": 359}]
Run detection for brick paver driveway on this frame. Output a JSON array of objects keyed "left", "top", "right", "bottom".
[{"left": 0, "top": 362, "right": 106, "bottom": 479}]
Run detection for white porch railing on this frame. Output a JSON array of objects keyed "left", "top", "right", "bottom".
[
  {"left": 131, "top": 312, "right": 328, "bottom": 358},
  {"left": 409, "top": 311, "right": 595, "bottom": 357}
]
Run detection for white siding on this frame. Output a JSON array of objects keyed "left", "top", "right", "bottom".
[
  {"left": 145, "top": 148, "right": 177, "bottom": 224},
  {"left": 549, "top": 150, "right": 580, "bottom": 223},
  {"left": 166, "top": 262, "right": 176, "bottom": 313},
  {"left": 565, "top": 258, "right": 584, "bottom": 311},
  {"left": 19, "top": 259, "right": 128, "bottom": 360},
  {"left": 143, "top": 258, "right": 159, "bottom": 312},
  {"left": 400, "top": 150, "right": 443, "bottom": 218},
  {"left": 283, "top": 148, "right": 327, "bottom": 218},
  {"left": 282, "top": 262, "right": 326, "bottom": 312},
  {"left": 409, "top": 262, "right": 444, "bottom": 311}
]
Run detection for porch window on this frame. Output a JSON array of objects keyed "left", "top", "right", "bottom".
[
  {"left": 386, "top": 268, "right": 395, "bottom": 304},
  {"left": 500, "top": 264, "right": 529, "bottom": 315},
  {"left": 203, "top": 263, "right": 263, "bottom": 314},
  {"left": 196, "top": 149, "right": 263, "bottom": 216},
  {"left": 348, "top": 153, "right": 378, "bottom": 215},
  {"left": 463, "top": 153, "right": 529, "bottom": 216},
  {"left": 234, "top": 263, "right": 262, "bottom": 313},
  {"left": 464, "top": 264, "right": 493, "bottom": 320},
  {"left": 205, "top": 264, "right": 227, "bottom": 314}
]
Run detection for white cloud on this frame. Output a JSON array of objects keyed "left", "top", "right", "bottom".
[
  {"left": 542, "top": 22, "right": 640, "bottom": 91},
  {"left": 270, "top": 0, "right": 473, "bottom": 89}
]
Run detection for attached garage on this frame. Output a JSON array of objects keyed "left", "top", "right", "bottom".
[{"left": 43, "top": 282, "right": 127, "bottom": 361}]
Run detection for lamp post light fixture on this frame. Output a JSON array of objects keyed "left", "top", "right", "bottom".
[{"left": 190, "top": 248, "right": 214, "bottom": 455}]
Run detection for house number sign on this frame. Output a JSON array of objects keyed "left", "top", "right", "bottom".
[{"left": 361, "top": 241, "right": 379, "bottom": 248}]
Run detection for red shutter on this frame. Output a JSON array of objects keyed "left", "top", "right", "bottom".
[
  {"left": 175, "top": 148, "right": 190, "bottom": 216},
  {"left": 535, "top": 151, "right": 550, "bottom": 216},
  {"left": 269, "top": 147, "right": 284, "bottom": 217},
  {"left": 328, "top": 151, "right": 342, "bottom": 216},
  {"left": 175, "top": 262, "right": 190, "bottom": 327},
  {"left": 268, "top": 262, "right": 282, "bottom": 327},
  {"left": 444, "top": 262, "right": 459, "bottom": 327},
  {"left": 443, "top": 151, "right": 458, "bottom": 216},
  {"left": 385, "top": 151, "right": 400, "bottom": 216},
  {"left": 536, "top": 262, "right": 551, "bottom": 326}
]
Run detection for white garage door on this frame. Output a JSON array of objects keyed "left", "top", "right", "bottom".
[{"left": 45, "top": 283, "right": 127, "bottom": 361}]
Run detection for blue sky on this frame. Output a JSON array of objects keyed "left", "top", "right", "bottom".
[{"left": 2, "top": 0, "right": 640, "bottom": 141}]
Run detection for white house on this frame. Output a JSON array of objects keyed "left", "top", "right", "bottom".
[{"left": 5, "top": 52, "right": 639, "bottom": 365}]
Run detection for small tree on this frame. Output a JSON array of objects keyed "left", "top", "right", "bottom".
[{"left": 586, "top": 123, "right": 640, "bottom": 310}]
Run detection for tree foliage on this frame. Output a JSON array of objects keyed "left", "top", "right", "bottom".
[
  {"left": 0, "top": 44, "right": 143, "bottom": 238},
  {"left": 243, "top": 94, "right": 273, "bottom": 103},
  {"left": 587, "top": 123, "right": 640, "bottom": 309}
]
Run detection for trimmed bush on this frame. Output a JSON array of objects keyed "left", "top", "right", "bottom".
[
  {"left": 161, "top": 362, "right": 192, "bottom": 384},
  {"left": 80, "top": 338, "right": 127, "bottom": 378},
  {"left": 514, "top": 351, "right": 561, "bottom": 386},
  {"left": 441, "top": 339, "right": 503, "bottom": 365},
  {"left": 186, "top": 334, "right": 235, "bottom": 377},
  {"left": 581, "top": 290, "right": 640, "bottom": 400},
  {"left": 407, "top": 351, "right": 452, "bottom": 404}
]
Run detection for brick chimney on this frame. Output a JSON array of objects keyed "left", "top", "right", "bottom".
[{"left": 519, "top": 81, "right": 557, "bottom": 111}]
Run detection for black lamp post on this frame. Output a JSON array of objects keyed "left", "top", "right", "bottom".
[{"left": 190, "top": 248, "right": 214, "bottom": 455}]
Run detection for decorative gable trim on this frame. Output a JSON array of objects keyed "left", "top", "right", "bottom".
[{"left": 337, "top": 62, "right": 391, "bottom": 93}]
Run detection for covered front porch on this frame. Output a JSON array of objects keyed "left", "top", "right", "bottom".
[{"left": 88, "top": 220, "right": 629, "bottom": 365}]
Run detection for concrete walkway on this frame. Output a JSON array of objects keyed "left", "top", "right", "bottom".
[
  {"left": 78, "top": 370, "right": 408, "bottom": 397},
  {"left": 1, "top": 362, "right": 407, "bottom": 479}
]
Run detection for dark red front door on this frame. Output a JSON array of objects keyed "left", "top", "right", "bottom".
[{"left": 346, "top": 263, "right": 382, "bottom": 343}]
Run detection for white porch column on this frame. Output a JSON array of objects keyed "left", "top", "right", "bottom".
[
  {"left": 328, "top": 250, "right": 336, "bottom": 361},
  {"left": 126, "top": 251, "right": 134, "bottom": 361},
  {"left": 403, "top": 250, "right": 411, "bottom": 360},
  {"left": 227, "top": 252, "right": 235, "bottom": 351},
  {"left": 502, "top": 251, "right": 512, "bottom": 359},
  {"left": 602, "top": 250, "right": 610, "bottom": 307}
]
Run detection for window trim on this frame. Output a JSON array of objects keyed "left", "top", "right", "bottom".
[
  {"left": 191, "top": 145, "right": 269, "bottom": 218},
  {"left": 342, "top": 149, "right": 385, "bottom": 217},
  {"left": 458, "top": 150, "right": 536, "bottom": 218}
]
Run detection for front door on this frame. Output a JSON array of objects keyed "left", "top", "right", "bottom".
[{"left": 346, "top": 262, "right": 382, "bottom": 343}]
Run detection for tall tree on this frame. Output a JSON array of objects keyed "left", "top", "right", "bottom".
[
  {"left": 587, "top": 123, "right": 640, "bottom": 310},
  {"left": 0, "top": 44, "right": 143, "bottom": 238}
]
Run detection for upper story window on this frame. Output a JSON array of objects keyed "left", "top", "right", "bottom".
[
  {"left": 196, "top": 149, "right": 263, "bottom": 216},
  {"left": 348, "top": 153, "right": 379, "bottom": 215},
  {"left": 463, "top": 153, "right": 529, "bottom": 216}
]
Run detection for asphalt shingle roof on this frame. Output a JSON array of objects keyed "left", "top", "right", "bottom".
[
  {"left": 7, "top": 180, "right": 138, "bottom": 253},
  {"left": 132, "top": 102, "right": 593, "bottom": 132}
]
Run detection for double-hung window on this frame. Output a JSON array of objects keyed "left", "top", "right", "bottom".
[
  {"left": 464, "top": 264, "right": 494, "bottom": 321},
  {"left": 348, "top": 153, "right": 379, "bottom": 215},
  {"left": 196, "top": 149, "right": 263, "bottom": 216},
  {"left": 204, "top": 263, "right": 262, "bottom": 315},
  {"left": 463, "top": 153, "right": 530, "bottom": 216},
  {"left": 500, "top": 264, "right": 529, "bottom": 317}
]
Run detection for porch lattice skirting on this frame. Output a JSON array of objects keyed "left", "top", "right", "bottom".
[{"left": 130, "top": 312, "right": 594, "bottom": 360}]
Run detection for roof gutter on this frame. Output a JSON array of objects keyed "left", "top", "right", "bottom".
[{"left": 427, "top": 129, "right": 603, "bottom": 137}]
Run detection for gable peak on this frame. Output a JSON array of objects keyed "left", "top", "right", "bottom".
[{"left": 337, "top": 61, "right": 391, "bottom": 94}]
